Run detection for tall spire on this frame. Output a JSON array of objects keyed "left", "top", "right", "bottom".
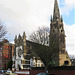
[
  {"left": 23, "top": 32, "right": 26, "bottom": 39},
  {"left": 61, "top": 15, "right": 63, "bottom": 22},
  {"left": 14, "top": 35, "right": 17, "bottom": 44},
  {"left": 51, "top": 15, "right": 53, "bottom": 22},
  {"left": 23, "top": 31, "right": 26, "bottom": 45},
  {"left": 53, "top": 0, "right": 60, "bottom": 22}
]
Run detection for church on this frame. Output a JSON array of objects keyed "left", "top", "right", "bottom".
[
  {"left": 12, "top": 0, "right": 71, "bottom": 70},
  {"left": 12, "top": 32, "right": 45, "bottom": 70}
]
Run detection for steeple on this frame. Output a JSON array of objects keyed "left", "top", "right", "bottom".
[
  {"left": 49, "top": 0, "right": 71, "bottom": 66},
  {"left": 14, "top": 35, "right": 17, "bottom": 44},
  {"left": 53, "top": 0, "right": 60, "bottom": 22},
  {"left": 18, "top": 34, "right": 22, "bottom": 44},
  {"left": 23, "top": 32, "right": 26, "bottom": 38},
  {"left": 18, "top": 34, "right": 22, "bottom": 39},
  {"left": 23, "top": 31, "right": 26, "bottom": 46},
  {"left": 61, "top": 15, "right": 63, "bottom": 22},
  {"left": 51, "top": 15, "right": 53, "bottom": 22}
]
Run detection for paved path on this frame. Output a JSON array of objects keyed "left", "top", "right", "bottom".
[{"left": 0, "top": 73, "right": 17, "bottom": 75}]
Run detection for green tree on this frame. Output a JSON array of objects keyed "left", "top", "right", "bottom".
[{"left": 7, "top": 60, "right": 12, "bottom": 70}]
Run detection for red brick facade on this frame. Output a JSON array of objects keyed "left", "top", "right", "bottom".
[{"left": 0, "top": 39, "right": 14, "bottom": 69}]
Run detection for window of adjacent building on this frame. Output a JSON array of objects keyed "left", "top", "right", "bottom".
[
  {"left": 8, "top": 46, "right": 11, "bottom": 50},
  {"left": 0, "top": 47, "right": 2, "bottom": 50},
  {"left": 4, "top": 45, "right": 7, "bottom": 49},
  {"left": 5, "top": 53, "right": 6, "bottom": 55}
]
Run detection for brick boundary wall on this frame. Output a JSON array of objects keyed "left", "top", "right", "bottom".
[
  {"left": 48, "top": 70, "right": 75, "bottom": 75},
  {"left": 30, "top": 70, "right": 46, "bottom": 75},
  {"left": 16, "top": 70, "right": 75, "bottom": 75},
  {"left": 16, "top": 66, "right": 75, "bottom": 75},
  {"left": 30, "top": 70, "right": 75, "bottom": 75}
]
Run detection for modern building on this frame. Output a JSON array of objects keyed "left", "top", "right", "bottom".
[{"left": 0, "top": 39, "right": 14, "bottom": 69}]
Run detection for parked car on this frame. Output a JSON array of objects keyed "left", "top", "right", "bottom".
[
  {"left": 1, "top": 70, "right": 6, "bottom": 73},
  {"left": 6, "top": 70, "right": 17, "bottom": 75},
  {"left": 37, "top": 73, "right": 55, "bottom": 75},
  {"left": 0, "top": 70, "right": 2, "bottom": 73},
  {"left": 6, "top": 70, "right": 12, "bottom": 75},
  {"left": 37, "top": 73, "right": 48, "bottom": 75}
]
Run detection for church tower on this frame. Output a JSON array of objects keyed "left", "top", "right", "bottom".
[{"left": 50, "top": 0, "right": 71, "bottom": 66}]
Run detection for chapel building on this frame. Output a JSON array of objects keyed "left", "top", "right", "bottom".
[{"left": 12, "top": 0, "right": 71, "bottom": 70}]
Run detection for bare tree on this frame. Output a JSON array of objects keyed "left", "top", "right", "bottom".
[
  {"left": 32, "top": 41, "right": 57, "bottom": 71},
  {"left": 29, "top": 26, "right": 57, "bottom": 70},
  {"left": 0, "top": 21, "right": 7, "bottom": 40},
  {"left": 69, "top": 55, "right": 75, "bottom": 59},
  {"left": 29, "top": 26, "right": 58, "bottom": 70},
  {"left": 29, "top": 26, "right": 49, "bottom": 45}
]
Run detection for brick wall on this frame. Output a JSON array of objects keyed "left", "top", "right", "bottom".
[
  {"left": 17, "top": 70, "right": 75, "bottom": 75},
  {"left": 49, "top": 70, "right": 75, "bottom": 75}
]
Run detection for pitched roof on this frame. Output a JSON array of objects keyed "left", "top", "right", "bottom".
[{"left": 26, "top": 40, "right": 50, "bottom": 64}]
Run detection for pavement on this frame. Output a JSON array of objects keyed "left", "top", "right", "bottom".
[
  {"left": 0, "top": 73, "right": 17, "bottom": 75},
  {"left": 6, "top": 73, "right": 17, "bottom": 75},
  {"left": 11, "top": 73, "right": 17, "bottom": 75}
]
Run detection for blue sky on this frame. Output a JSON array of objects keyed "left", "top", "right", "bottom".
[
  {"left": 0, "top": 0, "right": 75, "bottom": 55},
  {"left": 59, "top": 0, "right": 75, "bottom": 25},
  {"left": 63, "top": 8, "right": 75, "bottom": 25}
]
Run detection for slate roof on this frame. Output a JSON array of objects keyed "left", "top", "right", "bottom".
[{"left": 26, "top": 40, "right": 49, "bottom": 58}]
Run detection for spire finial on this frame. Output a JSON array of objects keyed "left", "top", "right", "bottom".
[
  {"left": 53, "top": 0, "right": 60, "bottom": 22},
  {"left": 23, "top": 32, "right": 26, "bottom": 38},
  {"left": 61, "top": 15, "right": 63, "bottom": 22},
  {"left": 18, "top": 34, "right": 21, "bottom": 39},
  {"left": 23, "top": 31, "right": 26, "bottom": 46},
  {"left": 14, "top": 35, "right": 17, "bottom": 44},
  {"left": 51, "top": 15, "right": 52, "bottom": 22}
]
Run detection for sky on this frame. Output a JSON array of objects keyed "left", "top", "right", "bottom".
[{"left": 0, "top": 0, "right": 75, "bottom": 55}]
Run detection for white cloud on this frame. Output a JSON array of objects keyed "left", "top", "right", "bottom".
[
  {"left": 64, "top": 23, "right": 75, "bottom": 55},
  {"left": 0, "top": 0, "right": 54, "bottom": 38},
  {"left": 60, "top": 0, "right": 75, "bottom": 15},
  {"left": 0, "top": 0, "right": 74, "bottom": 55},
  {"left": 65, "top": 0, "right": 75, "bottom": 7}
]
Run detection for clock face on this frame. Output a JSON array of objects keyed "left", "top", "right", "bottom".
[{"left": 18, "top": 48, "right": 23, "bottom": 57}]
